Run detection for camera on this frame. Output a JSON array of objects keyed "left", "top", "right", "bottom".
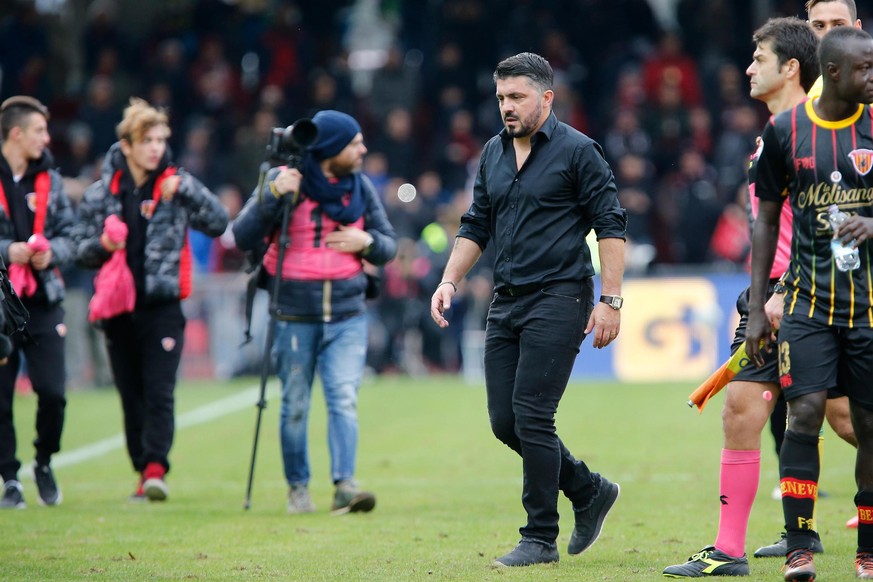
[{"left": 267, "top": 119, "right": 318, "bottom": 168}]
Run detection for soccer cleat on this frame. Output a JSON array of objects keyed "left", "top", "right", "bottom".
[
  {"left": 330, "top": 480, "right": 375, "bottom": 515},
  {"left": 492, "top": 537, "right": 559, "bottom": 567},
  {"left": 568, "top": 474, "right": 620, "bottom": 555},
  {"left": 33, "top": 462, "right": 62, "bottom": 506},
  {"left": 0, "top": 480, "right": 25, "bottom": 509},
  {"left": 662, "top": 546, "right": 750, "bottom": 577},
  {"left": 848, "top": 514, "right": 860, "bottom": 528},
  {"left": 142, "top": 462, "right": 169, "bottom": 502},
  {"left": 287, "top": 485, "right": 315, "bottom": 514},
  {"left": 783, "top": 548, "right": 815, "bottom": 581},
  {"left": 857, "top": 552, "right": 873, "bottom": 579},
  {"left": 754, "top": 531, "right": 824, "bottom": 558}
]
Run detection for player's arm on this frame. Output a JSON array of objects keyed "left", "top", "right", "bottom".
[
  {"left": 746, "top": 120, "right": 787, "bottom": 366},
  {"left": 430, "top": 236, "right": 482, "bottom": 328}
]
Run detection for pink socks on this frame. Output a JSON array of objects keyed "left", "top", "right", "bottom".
[{"left": 714, "top": 449, "right": 760, "bottom": 558}]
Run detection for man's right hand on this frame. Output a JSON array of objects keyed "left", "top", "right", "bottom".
[
  {"left": 8, "top": 242, "right": 33, "bottom": 265},
  {"left": 271, "top": 167, "right": 302, "bottom": 197},
  {"left": 745, "top": 307, "right": 773, "bottom": 368},
  {"left": 430, "top": 282, "right": 456, "bottom": 328}
]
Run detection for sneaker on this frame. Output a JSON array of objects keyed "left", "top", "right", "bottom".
[
  {"left": 142, "top": 462, "right": 168, "bottom": 502},
  {"left": 33, "top": 462, "right": 62, "bottom": 506},
  {"left": 567, "top": 474, "right": 620, "bottom": 555},
  {"left": 0, "top": 480, "right": 25, "bottom": 509},
  {"left": 754, "top": 531, "right": 824, "bottom": 558},
  {"left": 330, "top": 480, "right": 375, "bottom": 515},
  {"left": 783, "top": 548, "right": 815, "bottom": 581},
  {"left": 848, "top": 514, "right": 860, "bottom": 529},
  {"left": 662, "top": 546, "right": 750, "bottom": 577},
  {"left": 129, "top": 475, "right": 146, "bottom": 502},
  {"left": 287, "top": 485, "right": 315, "bottom": 514},
  {"left": 492, "top": 537, "right": 559, "bottom": 567},
  {"left": 857, "top": 552, "right": 873, "bottom": 579}
]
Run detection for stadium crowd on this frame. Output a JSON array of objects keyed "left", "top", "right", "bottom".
[{"left": 1, "top": 0, "right": 870, "bottom": 380}]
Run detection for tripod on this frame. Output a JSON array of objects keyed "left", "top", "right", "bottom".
[{"left": 243, "top": 162, "right": 299, "bottom": 511}]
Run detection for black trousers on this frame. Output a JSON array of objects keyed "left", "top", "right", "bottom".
[
  {"left": 484, "top": 280, "right": 598, "bottom": 543},
  {"left": 103, "top": 301, "right": 185, "bottom": 474},
  {"left": 0, "top": 303, "right": 66, "bottom": 481}
]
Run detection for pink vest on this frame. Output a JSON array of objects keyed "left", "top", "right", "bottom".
[{"left": 263, "top": 196, "right": 364, "bottom": 281}]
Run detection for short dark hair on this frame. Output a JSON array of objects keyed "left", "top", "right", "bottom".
[
  {"left": 806, "top": 0, "right": 857, "bottom": 21},
  {"left": 493, "top": 52, "right": 554, "bottom": 93},
  {"left": 0, "top": 96, "right": 49, "bottom": 140},
  {"left": 753, "top": 17, "right": 820, "bottom": 93},
  {"left": 819, "top": 26, "right": 872, "bottom": 71}
]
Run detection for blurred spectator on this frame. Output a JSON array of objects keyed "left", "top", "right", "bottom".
[
  {"left": 603, "top": 107, "right": 651, "bottom": 161},
  {"left": 712, "top": 104, "right": 760, "bottom": 201},
  {"left": 367, "top": 45, "right": 421, "bottom": 123},
  {"left": 434, "top": 108, "right": 480, "bottom": 192},
  {"left": 77, "top": 75, "right": 121, "bottom": 155},
  {"left": 656, "top": 148, "right": 722, "bottom": 264},
  {"left": 0, "top": 3, "right": 49, "bottom": 99},
  {"left": 641, "top": 30, "right": 703, "bottom": 108},
  {"left": 370, "top": 107, "right": 418, "bottom": 181},
  {"left": 643, "top": 80, "right": 692, "bottom": 173}
]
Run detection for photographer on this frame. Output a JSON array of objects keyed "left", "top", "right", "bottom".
[
  {"left": 233, "top": 110, "right": 396, "bottom": 515},
  {"left": 72, "top": 98, "right": 228, "bottom": 502}
]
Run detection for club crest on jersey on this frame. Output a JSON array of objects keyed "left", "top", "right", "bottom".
[
  {"left": 849, "top": 148, "right": 873, "bottom": 176},
  {"left": 25, "top": 192, "right": 38, "bottom": 212},
  {"left": 140, "top": 200, "right": 156, "bottom": 219}
]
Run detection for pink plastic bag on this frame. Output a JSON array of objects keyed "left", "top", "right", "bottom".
[{"left": 89, "top": 249, "right": 136, "bottom": 322}]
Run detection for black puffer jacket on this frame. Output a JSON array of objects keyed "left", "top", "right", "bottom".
[
  {"left": 0, "top": 150, "right": 75, "bottom": 305},
  {"left": 72, "top": 143, "right": 228, "bottom": 304}
]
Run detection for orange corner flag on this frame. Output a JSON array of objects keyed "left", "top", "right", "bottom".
[{"left": 687, "top": 343, "right": 753, "bottom": 413}]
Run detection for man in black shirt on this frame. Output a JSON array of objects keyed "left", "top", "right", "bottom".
[
  {"left": 747, "top": 26, "right": 873, "bottom": 580},
  {"left": 430, "top": 52, "right": 627, "bottom": 568}
]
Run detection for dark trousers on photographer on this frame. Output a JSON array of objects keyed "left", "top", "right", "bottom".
[
  {"left": 484, "top": 280, "right": 598, "bottom": 543},
  {"left": 0, "top": 303, "right": 66, "bottom": 481},
  {"left": 103, "top": 301, "right": 185, "bottom": 474}
]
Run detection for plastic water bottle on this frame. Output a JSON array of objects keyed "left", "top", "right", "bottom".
[{"left": 828, "top": 204, "right": 860, "bottom": 271}]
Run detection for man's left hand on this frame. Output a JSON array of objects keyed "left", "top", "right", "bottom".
[
  {"left": 585, "top": 303, "right": 620, "bottom": 349},
  {"left": 30, "top": 248, "right": 52, "bottom": 271},
  {"left": 160, "top": 175, "right": 182, "bottom": 202}
]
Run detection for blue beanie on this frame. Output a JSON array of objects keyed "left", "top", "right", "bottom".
[{"left": 309, "top": 110, "right": 361, "bottom": 161}]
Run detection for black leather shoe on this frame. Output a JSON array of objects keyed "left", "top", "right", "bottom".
[
  {"left": 492, "top": 538, "right": 559, "bottom": 567},
  {"left": 568, "top": 474, "right": 620, "bottom": 555}
]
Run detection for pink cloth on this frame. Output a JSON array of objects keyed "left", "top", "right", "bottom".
[
  {"left": 89, "top": 250, "right": 135, "bottom": 322},
  {"left": 714, "top": 448, "right": 761, "bottom": 558},
  {"left": 8, "top": 234, "right": 51, "bottom": 297},
  {"left": 88, "top": 215, "right": 135, "bottom": 322}
]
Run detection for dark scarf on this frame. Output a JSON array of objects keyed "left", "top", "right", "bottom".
[{"left": 301, "top": 154, "right": 365, "bottom": 224}]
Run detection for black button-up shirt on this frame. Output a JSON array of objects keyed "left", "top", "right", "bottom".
[{"left": 457, "top": 112, "right": 626, "bottom": 292}]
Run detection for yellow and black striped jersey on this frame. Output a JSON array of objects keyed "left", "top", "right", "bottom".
[{"left": 755, "top": 99, "right": 873, "bottom": 327}]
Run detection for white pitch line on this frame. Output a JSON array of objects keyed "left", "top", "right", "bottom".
[{"left": 23, "top": 384, "right": 275, "bottom": 476}]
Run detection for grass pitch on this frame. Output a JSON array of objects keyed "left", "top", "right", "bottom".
[{"left": 2, "top": 375, "right": 860, "bottom": 580}]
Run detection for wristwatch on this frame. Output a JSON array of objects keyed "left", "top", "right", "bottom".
[
  {"left": 773, "top": 281, "right": 786, "bottom": 294},
  {"left": 599, "top": 295, "right": 624, "bottom": 310}
]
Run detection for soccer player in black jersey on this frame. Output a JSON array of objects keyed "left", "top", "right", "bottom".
[{"left": 747, "top": 26, "right": 873, "bottom": 581}]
